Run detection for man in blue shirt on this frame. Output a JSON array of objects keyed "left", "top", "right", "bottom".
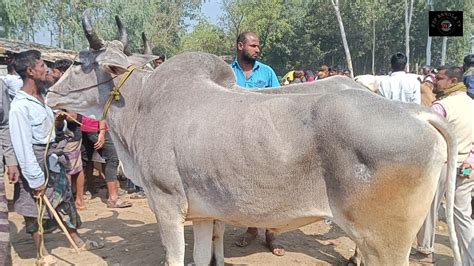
[
  {"left": 232, "top": 32, "right": 285, "bottom": 256},
  {"left": 231, "top": 32, "right": 280, "bottom": 89}
]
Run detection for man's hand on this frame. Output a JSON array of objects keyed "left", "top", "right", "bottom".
[
  {"left": 55, "top": 112, "right": 67, "bottom": 121},
  {"left": 33, "top": 184, "right": 46, "bottom": 197},
  {"left": 6, "top": 165, "right": 20, "bottom": 184},
  {"left": 94, "top": 132, "right": 105, "bottom": 150}
]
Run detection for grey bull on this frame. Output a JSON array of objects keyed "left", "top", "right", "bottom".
[{"left": 46, "top": 14, "right": 461, "bottom": 266}]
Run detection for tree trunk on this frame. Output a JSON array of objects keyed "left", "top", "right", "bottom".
[
  {"left": 372, "top": 16, "right": 376, "bottom": 75},
  {"left": 441, "top": 37, "right": 447, "bottom": 65},
  {"left": 426, "top": 0, "right": 434, "bottom": 66},
  {"left": 426, "top": 37, "right": 432, "bottom": 66},
  {"left": 331, "top": 0, "right": 354, "bottom": 78},
  {"left": 404, "top": 0, "right": 414, "bottom": 72},
  {"left": 59, "top": 22, "right": 64, "bottom": 49}
]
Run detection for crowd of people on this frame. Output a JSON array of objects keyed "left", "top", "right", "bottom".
[
  {"left": 0, "top": 29, "right": 473, "bottom": 265},
  {"left": 280, "top": 65, "right": 352, "bottom": 86}
]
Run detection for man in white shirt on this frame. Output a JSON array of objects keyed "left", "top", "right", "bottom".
[
  {"left": 9, "top": 50, "right": 103, "bottom": 264},
  {"left": 378, "top": 52, "right": 421, "bottom": 104},
  {"left": 3, "top": 64, "right": 23, "bottom": 101}
]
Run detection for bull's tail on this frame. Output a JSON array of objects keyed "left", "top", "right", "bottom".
[{"left": 418, "top": 111, "right": 461, "bottom": 265}]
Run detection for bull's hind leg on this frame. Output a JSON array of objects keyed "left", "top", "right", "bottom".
[
  {"left": 192, "top": 220, "right": 225, "bottom": 266},
  {"left": 337, "top": 216, "right": 412, "bottom": 265},
  {"left": 212, "top": 220, "right": 225, "bottom": 266},
  {"left": 333, "top": 178, "right": 439, "bottom": 265}
]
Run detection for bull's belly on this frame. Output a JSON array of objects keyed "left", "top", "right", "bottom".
[
  {"left": 191, "top": 216, "right": 326, "bottom": 234},
  {"left": 185, "top": 191, "right": 332, "bottom": 232}
]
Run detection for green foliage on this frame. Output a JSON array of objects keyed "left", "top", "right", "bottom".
[
  {"left": 181, "top": 18, "right": 230, "bottom": 55},
  {"left": 1, "top": 0, "right": 472, "bottom": 75},
  {"left": 0, "top": 0, "right": 49, "bottom": 41}
]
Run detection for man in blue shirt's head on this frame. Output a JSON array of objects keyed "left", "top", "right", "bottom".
[{"left": 231, "top": 32, "right": 280, "bottom": 89}]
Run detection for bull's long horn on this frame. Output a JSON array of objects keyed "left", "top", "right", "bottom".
[
  {"left": 82, "top": 9, "right": 104, "bottom": 50},
  {"left": 115, "top": 16, "right": 132, "bottom": 56},
  {"left": 142, "top": 32, "right": 152, "bottom": 55}
]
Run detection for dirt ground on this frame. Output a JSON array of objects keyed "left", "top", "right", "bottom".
[{"left": 6, "top": 179, "right": 455, "bottom": 265}]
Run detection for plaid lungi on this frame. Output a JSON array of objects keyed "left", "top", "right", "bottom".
[{"left": 13, "top": 143, "right": 81, "bottom": 233}]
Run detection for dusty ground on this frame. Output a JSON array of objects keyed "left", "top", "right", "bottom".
[{"left": 6, "top": 179, "right": 454, "bottom": 265}]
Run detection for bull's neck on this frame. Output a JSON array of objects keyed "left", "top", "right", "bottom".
[{"left": 105, "top": 69, "right": 147, "bottom": 140}]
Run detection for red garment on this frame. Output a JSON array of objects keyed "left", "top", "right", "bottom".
[{"left": 80, "top": 116, "right": 109, "bottom": 132}]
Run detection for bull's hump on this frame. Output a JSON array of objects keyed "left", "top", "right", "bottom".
[{"left": 157, "top": 52, "right": 236, "bottom": 90}]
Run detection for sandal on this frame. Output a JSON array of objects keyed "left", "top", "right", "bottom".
[
  {"left": 235, "top": 231, "right": 257, "bottom": 247},
  {"left": 77, "top": 239, "right": 105, "bottom": 251},
  {"left": 35, "top": 254, "right": 57, "bottom": 265},
  {"left": 130, "top": 191, "right": 146, "bottom": 199},
  {"left": 107, "top": 198, "right": 132, "bottom": 208},
  {"left": 82, "top": 191, "right": 92, "bottom": 201},
  {"left": 118, "top": 188, "right": 127, "bottom": 196}
]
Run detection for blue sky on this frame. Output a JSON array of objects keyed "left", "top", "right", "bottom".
[
  {"left": 202, "top": 0, "right": 223, "bottom": 25},
  {"left": 36, "top": 1, "right": 224, "bottom": 46}
]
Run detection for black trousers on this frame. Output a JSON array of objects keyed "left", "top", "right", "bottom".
[{"left": 82, "top": 132, "right": 118, "bottom": 182}]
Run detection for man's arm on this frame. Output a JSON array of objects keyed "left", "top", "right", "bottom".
[
  {"left": 1, "top": 127, "right": 17, "bottom": 167},
  {"left": 9, "top": 107, "right": 45, "bottom": 189},
  {"left": 269, "top": 69, "right": 280, "bottom": 88},
  {"left": 1, "top": 81, "right": 19, "bottom": 183},
  {"left": 431, "top": 103, "right": 447, "bottom": 118}
]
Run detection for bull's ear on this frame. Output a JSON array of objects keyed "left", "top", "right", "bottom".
[{"left": 101, "top": 63, "right": 129, "bottom": 75}]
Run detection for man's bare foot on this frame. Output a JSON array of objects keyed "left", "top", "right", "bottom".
[
  {"left": 75, "top": 200, "right": 86, "bottom": 210},
  {"left": 265, "top": 230, "right": 285, "bottom": 256},
  {"left": 235, "top": 228, "right": 258, "bottom": 247}
]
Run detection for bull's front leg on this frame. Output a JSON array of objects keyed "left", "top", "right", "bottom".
[
  {"left": 147, "top": 191, "right": 187, "bottom": 266},
  {"left": 193, "top": 220, "right": 214, "bottom": 265}
]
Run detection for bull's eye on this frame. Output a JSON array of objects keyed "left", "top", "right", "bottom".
[{"left": 73, "top": 61, "right": 83, "bottom": 66}]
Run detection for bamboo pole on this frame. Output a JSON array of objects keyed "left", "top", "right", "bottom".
[{"left": 42, "top": 196, "right": 80, "bottom": 253}]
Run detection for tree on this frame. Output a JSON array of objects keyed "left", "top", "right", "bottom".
[
  {"left": 405, "top": 0, "right": 414, "bottom": 71},
  {"left": 43, "top": 0, "right": 101, "bottom": 50},
  {"left": 441, "top": 37, "right": 447, "bottom": 65},
  {"left": 221, "top": 0, "right": 245, "bottom": 42},
  {"left": 181, "top": 18, "right": 229, "bottom": 55},
  {"left": 94, "top": 0, "right": 202, "bottom": 56},
  {"left": 331, "top": 0, "right": 353, "bottom": 77},
  {"left": 425, "top": 0, "right": 434, "bottom": 66},
  {"left": 0, "top": 0, "right": 49, "bottom": 41}
]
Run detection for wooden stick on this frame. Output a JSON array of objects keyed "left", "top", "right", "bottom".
[{"left": 42, "top": 195, "right": 81, "bottom": 253}]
